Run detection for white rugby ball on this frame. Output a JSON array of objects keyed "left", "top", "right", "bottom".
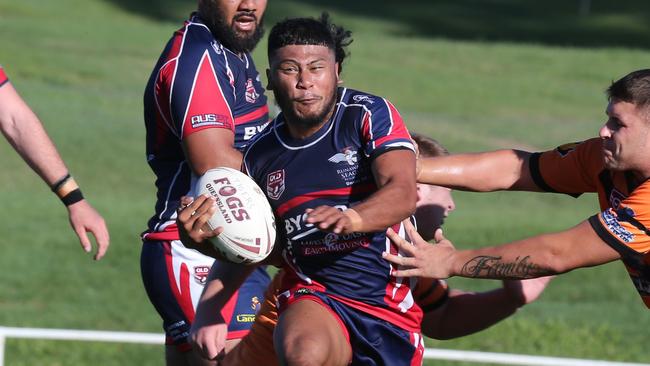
[{"left": 195, "top": 167, "right": 276, "bottom": 264}]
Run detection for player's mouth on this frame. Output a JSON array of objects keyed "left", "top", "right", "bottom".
[
  {"left": 294, "top": 96, "right": 322, "bottom": 105},
  {"left": 233, "top": 13, "right": 257, "bottom": 33}
]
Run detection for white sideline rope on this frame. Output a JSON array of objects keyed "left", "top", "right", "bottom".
[{"left": 0, "top": 326, "right": 648, "bottom": 366}]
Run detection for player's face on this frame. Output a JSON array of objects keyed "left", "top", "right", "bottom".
[
  {"left": 414, "top": 183, "right": 455, "bottom": 242},
  {"left": 599, "top": 99, "right": 650, "bottom": 172},
  {"left": 267, "top": 45, "right": 339, "bottom": 133},
  {"left": 210, "top": 0, "right": 266, "bottom": 52}
]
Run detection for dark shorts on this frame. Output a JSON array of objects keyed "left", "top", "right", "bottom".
[
  {"left": 140, "top": 240, "right": 270, "bottom": 351},
  {"left": 282, "top": 290, "right": 425, "bottom": 366}
]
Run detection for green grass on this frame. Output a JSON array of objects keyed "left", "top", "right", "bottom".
[{"left": 1, "top": 0, "right": 649, "bottom": 365}]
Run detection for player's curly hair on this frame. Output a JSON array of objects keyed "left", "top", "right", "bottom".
[
  {"left": 607, "top": 69, "right": 650, "bottom": 117},
  {"left": 268, "top": 13, "right": 353, "bottom": 73}
]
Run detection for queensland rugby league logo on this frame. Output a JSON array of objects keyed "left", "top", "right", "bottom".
[
  {"left": 245, "top": 78, "right": 259, "bottom": 103},
  {"left": 267, "top": 169, "right": 285, "bottom": 200},
  {"left": 193, "top": 265, "right": 211, "bottom": 285}
]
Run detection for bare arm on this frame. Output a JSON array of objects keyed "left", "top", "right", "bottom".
[
  {"left": 190, "top": 260, "right": 257, "bottom": 360},
  {"left": 306, "top": 149, "right": 417, "bottom": 233},
  {"left": 384, "top": 219, "right": 620, "bottom": 279},
  {"left": 0, "top": 80, "right": 109, "bottom": 259},
  {"left": 417, "top": 149, "right": 541, "bottom": 192},
  {"left": 183, "top": 128, "right": 243, "bottom": 174},
  {"left": 421, "top": 276, "right": 552, "bottom": 339}
]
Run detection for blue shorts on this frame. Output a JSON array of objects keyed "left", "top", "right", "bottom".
[
  {"left": 287, "top": 291, "right": 424, "bottom": 366},
  {"left": 140, "top": 240, "right": 270, "bottom": 351}
]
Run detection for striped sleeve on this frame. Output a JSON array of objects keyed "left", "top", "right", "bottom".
[
  {"left": 529, "top": 138, "right": 602, "bottom": 196},
  {"left": 588, "top": 182, "right": 650, "bottom": 255},
  {"left": 360, "top": 98, "right": 414, "bottom": 160}
]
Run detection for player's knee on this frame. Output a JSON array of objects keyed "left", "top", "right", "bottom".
[{"left": 278, "top": 335, "right": 329, "bottom": 366}]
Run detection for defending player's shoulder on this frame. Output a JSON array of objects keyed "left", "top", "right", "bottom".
[{"left": 530, "top": 137, "right": 603, "bottom": 195}]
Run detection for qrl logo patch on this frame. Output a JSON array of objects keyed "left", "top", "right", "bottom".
[
  {"left": 193, "top": 266, "right": 211, "bottom": 285},
  {"left": 267, "top": 169, "right": 285, "bottom": 200},
  {"left": 245, "top": 78, "right": 259, "bottom": 103}
]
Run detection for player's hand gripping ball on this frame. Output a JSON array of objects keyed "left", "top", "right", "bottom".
[{"left": 195, "top": 167, "right": 276, "bottom": 264}]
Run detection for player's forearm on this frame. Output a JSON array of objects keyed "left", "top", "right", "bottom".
[
  {"left": 418, "top": 150, "right": 531, "bottom": 192},
  {"left": 0, "top": 99, "right": 69, "bottom": 185},
  {"left": 422, "top": 288, "right": 520, "bottom": 340},
  {"left": 200, "top": 260, "right": 257, "bottom": 309},
  {"left": 448, "top": 221, "right": 619, "bottom": 279},
  {"left": 448, "top": 234, "right": 564, "bottom": 280},
  {"left": 352, "top": 178, "right": 416, "bottom": 233}
]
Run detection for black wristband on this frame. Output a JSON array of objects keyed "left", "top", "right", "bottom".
[
  {"left": 51, "top": 173, "right": 71, "bottom": 192},
  {"left": 61, "top": 188, "right": 84, "bottom": 206}
]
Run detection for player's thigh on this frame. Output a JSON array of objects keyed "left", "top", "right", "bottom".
[{"left": 274, "top": 298, "right": 351, "bottom": 366}]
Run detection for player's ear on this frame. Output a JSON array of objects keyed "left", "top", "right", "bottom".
[
  {"left": 266, "top": 68, "right": 274, "bottom": 90},
  {"left": 335, "top": 62, "right": 342, "bottom": 85}
]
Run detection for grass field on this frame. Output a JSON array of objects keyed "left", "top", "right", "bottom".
[{"left": 0, "top": 0, "right": 649, "bottom": 365}]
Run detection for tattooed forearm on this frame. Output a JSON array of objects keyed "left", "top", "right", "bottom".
[{"left": 460, "top": 255, "right": 552, "bottom": 279}]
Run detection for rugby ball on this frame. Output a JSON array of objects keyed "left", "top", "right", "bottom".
[{"left": 195, "top": 167, "right": 276, "bottom": 264}]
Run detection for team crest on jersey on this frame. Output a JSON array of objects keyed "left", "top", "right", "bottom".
[
  {"left": 352, "top": 94, "right": 375, "bottom": 104},
  {"left": 328, "top": 147, "right": 358, "bottom": 166},
  {"left": 193, "top": 266, "right": 211, "bottom": 285},
  {"left": 245, "top": 78, "right": 259, "bottom": 103},
  {"left": 267, "top": 169, "right": 285, "bottom": 200},
  {"left": 555, "top": 142, "right": 581, "bottom": 157}
]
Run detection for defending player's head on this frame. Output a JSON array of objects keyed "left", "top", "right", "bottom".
[
  {"left": 600, "top": 69, "right": 650, "bottom": 171},
  {"left": 198, "top": 0, "right": 266, "bottom": 53},
  {"left": 266, "top": 13, "right": 353, "bottom": 131},
  {"left": 412, "top": 133, "right": 455, "bottom": 240}
]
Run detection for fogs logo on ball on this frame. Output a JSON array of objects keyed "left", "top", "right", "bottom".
[{"left": 267, "top": 169, "right": 285, "bottom": 200}]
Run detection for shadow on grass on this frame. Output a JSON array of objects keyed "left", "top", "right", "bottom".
[{"left": 103, "top": 0, "right": 650, "bottom": 49}]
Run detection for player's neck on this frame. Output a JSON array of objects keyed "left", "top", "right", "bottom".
[
  {"left": 285, "top": 105, "right": 336, "bottom": 140},
  {"left": 285, "top": 119, "right": 329, "bottom": 140}
]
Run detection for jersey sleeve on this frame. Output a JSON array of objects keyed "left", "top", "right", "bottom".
[
  {"left": 0, "top": 66, "right": 9, "bottom": 87},
  {"left": 360, "top": 98, "right": 414, "bottom": 160},
  {"left": 528, "top": 138, "right": 603, "bottom": 196},
  {"left": 588, "top": 182, "right": 650, "bottom": 255},
  {"left": 412, "top": 277, "right": 449, "bottom": 312},
  {"left": 160, "top": 44, "right": 236, "bottom": 140}
]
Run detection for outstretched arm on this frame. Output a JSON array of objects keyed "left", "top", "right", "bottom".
[
  {"left": 384, "top": 219, "right": 620, "bottom": 279},
  {"left": 0, "top": 78, "right": 109, "bottom": 260},
  {"left": 417, "top": 150, "right": 541, "bottom": 192},
  {"left": 421, "top": 276, "right": 552, "bottom": 339}
]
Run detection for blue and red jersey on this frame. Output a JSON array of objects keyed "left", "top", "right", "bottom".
[
  {"left": 142, "top": 14, "right": 269, "bottom": 239},
  {"left": 0, "top": 66, "right": 9, "bottom": 87},
  {"left": 243, "top": 87, "right": 422, "bottom": 332}
]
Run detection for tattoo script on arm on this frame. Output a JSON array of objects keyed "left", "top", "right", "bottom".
[{"left": 461, "top": 255, "right": 551, "bottom": 279}]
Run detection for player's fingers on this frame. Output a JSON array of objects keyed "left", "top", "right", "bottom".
[
  {"left": 73, "top": 224, "right": 92, "bottom": 254},
  {"left": 391, "top": 268, "right": 421, "bottom": 278},
  {"left": 382, "top": 251, "right": 416, "bottom": 267},
  {"left": 386, "top": 228, "right": 417, "bottom": 255},
  {"left": 192, "top": 206, "right": 216, "bottom": 233},
  {"left": 179, "top": 195, "right": 194, "bottom": 208},
  {"left": 92, "top": 221, "right": 110, "bottom": 261},
  {"left": 433, "top": 228, "right": 445, "bottom": 243}
]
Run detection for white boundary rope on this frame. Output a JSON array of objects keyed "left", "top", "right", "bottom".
[{"left": 0, "top": 326, "right": 648, "bottom": 366}]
